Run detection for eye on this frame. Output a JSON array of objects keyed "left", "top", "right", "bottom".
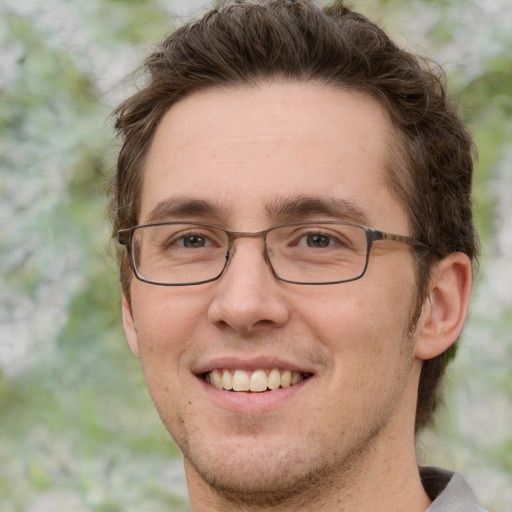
[
  {"left": 294, "top": 230, "right": 346, "bottom": 249},
  {"left": 180, "top": 234, "right": 209, "bottom": 248},
  {"left": 159, "top": 227, "right": 221, "bottom": 250},
  {"left": 304, "top": 233, "right": 334, "bottom": 248},
  {"left": 140, "top": 224, "right": 226, "bottom": 257}
]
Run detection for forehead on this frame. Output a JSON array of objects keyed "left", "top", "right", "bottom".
[{"left": 141, "top": 82, "right": 407, "bottom": 232}]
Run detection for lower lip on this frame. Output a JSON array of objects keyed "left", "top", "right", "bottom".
[{"left": 197, "top": 376, "right": 312, "bottom": 412}]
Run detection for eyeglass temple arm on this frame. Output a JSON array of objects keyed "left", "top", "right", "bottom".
[{"left": 373, "top": 230, "right": 431, "bottom": 249}]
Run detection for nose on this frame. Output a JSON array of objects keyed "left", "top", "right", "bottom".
[{"left": 207, "top": 238, "right": 291, "bottom": 334}]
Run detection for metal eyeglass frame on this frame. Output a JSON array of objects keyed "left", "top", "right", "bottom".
[{"left": 116, "top": 221, "right": 431, "bottom": 286}]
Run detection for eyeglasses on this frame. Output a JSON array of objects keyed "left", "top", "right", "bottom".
[{"left": 116, "top": 221, "right": 430, "bottom": 286}]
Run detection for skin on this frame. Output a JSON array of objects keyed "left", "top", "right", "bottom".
[{"left": 122, "top": 82, "right": 472, "bottom": 511}]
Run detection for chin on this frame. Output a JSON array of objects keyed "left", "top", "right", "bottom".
[
  {"left": 178, "top": 424, "right": 354, "bottom": 509},
  {"left": 184, "top": 444, "right": 337, "bottom": 508}
]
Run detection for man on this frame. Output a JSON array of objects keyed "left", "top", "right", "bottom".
[{"left": 110, "top": 1, "right": 484, "bottom": 510}]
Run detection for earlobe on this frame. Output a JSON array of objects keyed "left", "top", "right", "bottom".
[
  {"left": 414, "top": 252, "right": 472, "bottom": 360},
  {"left": 122, "top": 294, "right": 140, "bottom": 357}
]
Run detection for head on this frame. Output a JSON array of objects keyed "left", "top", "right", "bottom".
[{"left": 111, "top": 0, "right": 477, "bottom": 448}]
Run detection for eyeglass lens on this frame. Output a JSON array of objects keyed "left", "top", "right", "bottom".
[{"left": 129, "top": 223, "right": 370, "bottom": 285}]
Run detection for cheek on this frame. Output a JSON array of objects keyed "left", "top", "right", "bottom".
[
  {"left": 295, "top": 274, "right": 416, "bottom": 360},
  {"left": 131, "top": 287, "right": 209, "bottom": 367},
  {"left": 131, "top": 292, "right": 206, "bottom": 424}
]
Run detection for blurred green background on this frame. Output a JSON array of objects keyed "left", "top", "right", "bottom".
[{"left": 0, "top": 1, "right": 511, "bottom": 511}]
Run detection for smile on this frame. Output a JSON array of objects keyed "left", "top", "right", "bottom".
[{"left": 204, "top": 369, "right": 311, "bottom": 392}]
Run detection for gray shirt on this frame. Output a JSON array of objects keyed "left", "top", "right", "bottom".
[{"left": 421, "top": 466, "right": 487, "bottom": 511}]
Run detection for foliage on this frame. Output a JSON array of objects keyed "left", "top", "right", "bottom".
[{"left": 1, "top": 0, "right": 510, "bottom": 510}]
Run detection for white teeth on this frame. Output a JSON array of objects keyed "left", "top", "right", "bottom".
[
  {"left": 249, "top": 370, "right": 268, "bottom": 392},
  {"left": 291, "top": 371, "right": 302, "bottom": 385},
  {"left": 281, "top": 370, "right": 292, "bottom": 387},
  {"left": 206, "top": 369, "right": 307, "bottom": 392},
  {"left": 211, "top": 369, "right": 223, "bottom": 388},
  {"left": 222, "top": 370, "right": 233, "bottom": 390},
  {"left": 232, "top": 370, "right": 250, "bottom": 391},
  {"left": 267, "top": 368, "right": 281, "bottom": 390}
]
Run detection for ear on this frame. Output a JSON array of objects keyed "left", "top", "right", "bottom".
[
  {"left": 122, "top": 294, "right": 140, "bottom": 357},
  {"left": 414, "top": 252, "right": 472, "bottom": 360}
]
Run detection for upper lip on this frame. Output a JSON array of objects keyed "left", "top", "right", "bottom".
[{"left": 193, "top": 355, "right": 316, "bottom": 375}]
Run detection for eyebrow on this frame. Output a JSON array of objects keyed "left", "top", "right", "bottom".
[
  {"left": 144, "top": 198, "right": 232, "bottom": 224},
  {"left": 265, "top": 195, "right": 372, "bottom": 226},
  {"left": 144, "top": 195, "right": 371, "bottom": 226}
]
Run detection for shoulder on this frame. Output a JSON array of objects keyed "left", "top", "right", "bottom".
[{"left": 420, "top": 466, "right": 487, "bottom": 512}]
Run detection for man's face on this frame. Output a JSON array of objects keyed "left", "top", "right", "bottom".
[{"left": 122, "top": 83, "right": 424, "bottom": 499}]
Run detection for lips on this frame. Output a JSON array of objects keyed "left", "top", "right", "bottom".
[{"left": 204, "top": 368, "right": 310, "bottom": 392}]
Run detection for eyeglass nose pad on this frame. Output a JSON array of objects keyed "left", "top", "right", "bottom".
[
  {"left": 265, "top": 246, "right": 275, "bottom": 262},
  {"left": 224, "top": 248, "right": 233, "bottom": 266},
  {"left": 221, "top": 236, "right": 274, "bottom": 276},
  {"left": 263, "top": 245, "right": 280, "bottom": 279}
]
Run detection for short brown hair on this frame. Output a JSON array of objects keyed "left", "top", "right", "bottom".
[{"left": 111, "top": 0, "right": 479, "bottom": 432}]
